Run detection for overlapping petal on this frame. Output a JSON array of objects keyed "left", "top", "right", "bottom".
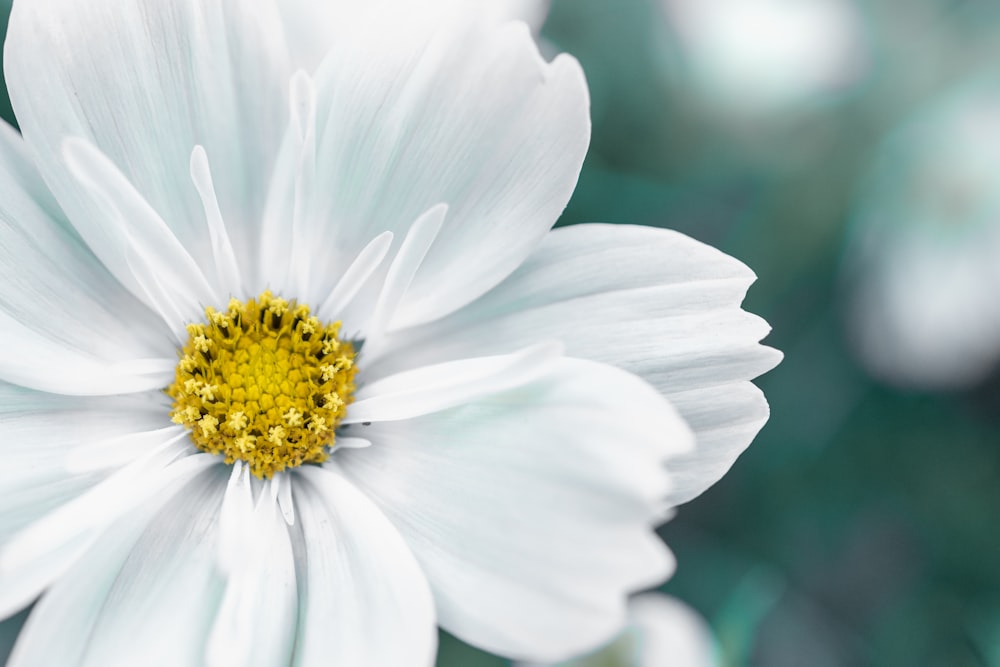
[
  {"left": 0, "top": 445, "right": 214, "bottom": 620},
  {"left": 206, "top": 471, "right": 297, "bottom": 667},
  {"left": 0, "top": 123, "right": 172, "bottom": 394},
  {"left": 372, "top": 224, "right": 781, "bottom": 504},
  {"left": 515, "top": 593, "right": 718, "bottom": 667},
  {"left": 336, "top": 358, "right": 690, "bottom": 662},
  {"left": 0, "top": 383, "right": 176, "bottom": 619},
  {"left": 267, "top": 4, "right": 589, "bottom": 322},
  {"left": 293, "top": 467, "right": 437, "bottom": 667},
  {"left": 5, "top": 0, "right": 293, "bottom": 295},
  {"left": 276, "top": 0, "right": 552, "bottom": 85},
  {"left": 6, "top": 466, "right": 228, "bottom": 667},
  {"left": 0, "top": 383, "right": 168, "bottom": 543}
]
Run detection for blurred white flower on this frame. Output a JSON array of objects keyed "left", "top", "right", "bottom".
[
  {"left": 844, "top": 78, "right": 1000, "bottom": 389},
  {"left": 515, "top": 593, "right": 718, "bottom": 667},
  {"left": 0, "top": 0, "right": 778, "bottom": 665},
  {"left": 661, "top": 0, "right": 868, "bottom": 114}
]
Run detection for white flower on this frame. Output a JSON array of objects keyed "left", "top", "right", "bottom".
[
  {"left": 0, "top": 1, "right": 779, "bottom": 665},
  {"left": 515, "top": 593, "right": 718, "bottom": 667},
  {"left": 661, "top": 0, "right": 868, "bottom": 114},
  {"left": 843, "top": 77, "right": 1000, "bottom": 389}
]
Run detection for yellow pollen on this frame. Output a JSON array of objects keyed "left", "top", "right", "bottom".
[
  {"left": 323, "top": 393, "right": 345, "bottom": 411},
  {"left": 227, "top": 410, "right": 248, "bottom": 432},
  {"left": 283, "top": 407, "right": 304, "bottom": 427},
  {"left": 307, "top": 416, "right": 328, "bottom": 434},
  {"left": 235, "top": 434, "right": 257, "bottom": 454},
  {"left": 200, "top": 414, "right": 220, "bottom": 436},
  {"left": 267, "top": 425, "right": 287, "bottom": 445},
  {"left": 167, "top": 291, "right": 357, "bottom": 478},
  {"left": 193, "top": 335, "right": 213, "bottom": 353}
]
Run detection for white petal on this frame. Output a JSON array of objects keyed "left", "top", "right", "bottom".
[
  {"left": 362, "top": 204, "right": 446, "bottom": 355},
  {"left": 0, "top": 311, "right": 174, "bottom": 396},
  {"left": 662, "top": 383, "right": 771, "bottom": 506},
  {"left": 215, "top": 461, "right": 253, "bottom": 575},
  {"left": 488, "top": 0, "right": 552, "bottom": 32},
  {"left": 373, "top": 224, "right": 781, "bottom": 505},
  {"left": 332, "top": 436, "right": 372, "bottom": 450},
  {"left": 272, "top": 0, "right": 342, "bottom": 72},
  {"left": 0, "top": 449, "right": 215, "bottom": 619},
  {"left": 299, "top": 6, "right": 589, "bottom": 327},
  {"left": 0, "top": 123, "right": 172, "bottom": 393},
  {"left": 7, "top": 465, "right": 229, "bottom": 667},
  {"left": 345, "top": 342, "right": 563, "bottom": 424},
  {"left": 336, "top": 358, "right": 689, "bottom": 662},
  {"left": 0, "top": 384, "right": 167, "bottom": 532},
  {"left": 286, "top": 71, "right": 320, "bottom": 298},
  {"left": 276, "top": 0, "right": 551, "bottom": 84},
  {"left": 190, "top": 146, "right": 244, "bottom": 297},
  {"left": 316, "top": 231, "right": 394, "bottom": 320},
  {"left": 514, "top": 593, "right": 718, "bottom": 667},
  {"left": 631, "top": 594, "right": 717, "bottom": 667},
  {"left": 206, "top": 477, "right": 297, "bottom": 667},
  {"left": 6, "top": 0, "right": 292, "bottom": 292},
  {"left": 62, "top": 138, "right": 219, "bottom": 332},
  {"left": 0, "top": 384, "right": 168, "bottom": 541},
  {"left": 292, "top": 466, "right": 437, "bottom": 667}
]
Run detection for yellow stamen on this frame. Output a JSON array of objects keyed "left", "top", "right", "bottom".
[
  {"left": 167, "top": 291, "right": 357, "bottom": 478},
  {"left": 227, "top": 410, "right": 248, "bottom": 432},
  {"left": 283, "top": 407, "right": 304, "bottom": 427}
]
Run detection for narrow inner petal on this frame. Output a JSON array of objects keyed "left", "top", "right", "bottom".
[
  {"left": 344, "top": 341, "right": 564, "bottom": 424},
  {"left": 189, "top": 146, "right": 243, "bottom": 296}
]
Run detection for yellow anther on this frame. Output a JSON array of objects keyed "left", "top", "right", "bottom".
[
  {"left": 227, "top": 411, "right": 248, "bottom": 432},
  {"left": 167, "top": 292, "right": 356, "bottom": 479},
  {"left": 198, "top": 384, "right": 219, "bottom": 402},
  {"left": 323, "top": 393, "right": 344, "bottom": 411},
  {"left": 269, "top": 297, "right": 289, "bottom": 315},
  {"left": 200, "top": 414, "right": 219, "bottom": 436},
  {"left": 307, "top": 416, "right": 327, "bottom": 434},
  {"left": 300, "top": 317, "right": 320, "bottom": 336},
  {"left": 267, "top": 425, "right": 287, "bottom": 446},
  {"left": 283, "top": 408, "right": 304, "bottom": 427},
  {"left": 210, "top": 310, "right": 230, "bottom": 328},
  {"left": 235, "top": 433, "right": 257, "bottom": 454}
]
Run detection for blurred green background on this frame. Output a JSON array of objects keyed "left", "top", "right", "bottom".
[
  {"left": 1, "top": 0, "right": 999, "bottom": 665},
  {"left": 537, "top": 0, "right": 1000, "bottom": 664}
]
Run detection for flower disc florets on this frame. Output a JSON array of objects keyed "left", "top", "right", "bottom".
[{"left": 168, "top": 291, "right": 356, "bottom": 478}]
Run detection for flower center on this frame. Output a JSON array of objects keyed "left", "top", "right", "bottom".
[{"left": 167, "top": 291, "right": 357, "bottom": 479}]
